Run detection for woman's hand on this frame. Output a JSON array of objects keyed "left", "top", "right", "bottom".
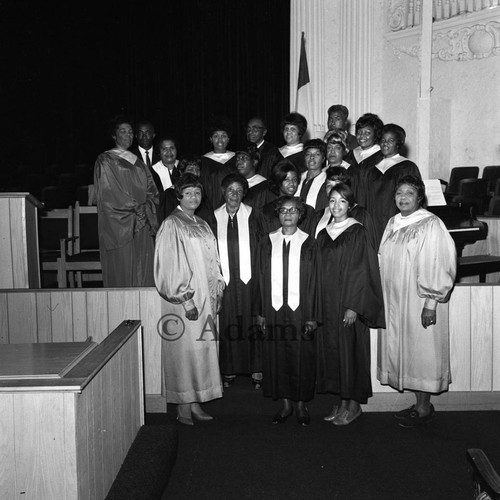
[
  {"left": 185, "top": 307, "right": 199, "bottom": 321},
  {"left": 343, "top": 309, "right": 357, "bottom": 327},
  {"left": 421, "top": 307, "right": 436, "bottom": 329},
  {"left": 304, "top": 321, "right": 317, "bottom": 337},
  {"left": 216, "top": 295, "right": 223, "bottom": 314},
  {"left": 256, "top": 315, "right": 266, "bottom": 334}
]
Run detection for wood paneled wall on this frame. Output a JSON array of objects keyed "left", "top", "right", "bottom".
[
  {"left": 1, "top": 285, "right": 499, "bottom": 410},
  {"left": 0, "top": 289, "right": 162, "bottom": 398}
]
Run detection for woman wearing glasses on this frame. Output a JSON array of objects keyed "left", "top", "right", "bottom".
[
  {"left": 256, "top": 196, "right": 321, "bottom": 426},
  {"left": 214, "top": 173, "right": 262, "bottom": 390},
  {"left": 316, "top": 183, "right": 385, "bottom": 425}
]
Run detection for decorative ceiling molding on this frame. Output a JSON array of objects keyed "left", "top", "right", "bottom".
[{"left": 386, "top": 5, "right": 500, "bottom": 61}]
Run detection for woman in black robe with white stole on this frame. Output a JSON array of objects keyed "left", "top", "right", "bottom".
[
  {"left": 256, "top": 196, "right": 321, "bottom": 426},
  {"left": 214, "top": 173, "right": 262, "bottom": 388},
  {"left": 316, "top": 183, "right": 385, "bottom": 426}
]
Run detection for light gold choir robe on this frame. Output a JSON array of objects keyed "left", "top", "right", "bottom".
[
  {"left": 154, "top": 207, "right": 225, "bottom": 404},
  {"left": 377, "top": 208, "right": 457, "bottom": 393}
]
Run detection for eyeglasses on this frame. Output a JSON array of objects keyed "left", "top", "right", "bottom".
[
  {"left": 278, "top": 207, "right": 299, "bottom": 214},
  {"left": 226, "top": 188, "right": 244, "bottom": 196},
  {"left": 246, "top": 126, "right": 265, "bottom": 132}
]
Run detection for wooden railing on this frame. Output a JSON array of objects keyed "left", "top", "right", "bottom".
[
  {"left": 1, "top": 285, "right": 500, "bottom": 411},
  {"left": 389, "top": 0, "right": 497, "bottom": 31}
]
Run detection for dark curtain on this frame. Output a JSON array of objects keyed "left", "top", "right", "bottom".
[{"left": 0, "top": 0, "right": 290, "bottom": 177}]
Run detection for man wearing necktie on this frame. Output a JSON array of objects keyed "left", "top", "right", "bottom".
[{"left": 131, "top": 119, "right": 160, "bottom": 170}]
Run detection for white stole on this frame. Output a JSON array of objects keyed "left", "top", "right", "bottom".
[
  {"left": 279, "top": 143, "right": 303, "bottom": 158},
  {"left": 203, "top": 151, "right": 235, "bottom": 164},
  {"left": 215, "top": 203, "right": 252, "bottom": 285},
  {"left": 297, "top": 170, "right": 326, "bottom": 208},
  {"left": 108, "top": 148, "right": 138, "bottom": 164},
  {"left": 270, "top": 228, "right": 308, "bottom": 311},
  {"left": 315, "top": 207, "right": 332, "bottom": 237},
  {"left": 326, "top": 217, "right": 360, "bottom": 242},
  {"left": 353, "top": 144, "right": 380, "bottom": 164},
  {"left": 375, "top": 154, "right": 407, "bottom": 174},
  {"left": 392, "top": 208, "right": 432, "bottom": 232}
]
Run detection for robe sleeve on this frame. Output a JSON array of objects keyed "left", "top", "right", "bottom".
[
  {"left": 416, "top": 216, "right": 457, "bottom": 310},
  {"left": 300, "top": 238, "right": 322, "bottom": 323},
  {"left": 342, "top": 226, "right": 386, "bottom": 328},
  {"left": 144, "top": 164, "right": 159, "bottom": 234},
  {"left": 154, "top": 216, "right": 196, "bottom": 311}
]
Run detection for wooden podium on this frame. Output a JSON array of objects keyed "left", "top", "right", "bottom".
[
  {"left": 0, "top": 192, "right": 43, "bottom": 288},
  {"left": 0, "top": 320, "right": 144, "bottom": 499}
]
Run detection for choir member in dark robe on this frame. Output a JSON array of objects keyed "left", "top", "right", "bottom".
[
  {"left": 367, "top": 124, "right": 422, "bottom": 245},
  {"left": 297, "top": 139, "right": 329, "bottom": 211},
  {"left": 246, "top": 116, "right": 281, "bottom": 179},
  {"left": 235, "top": 146, "right": 271, "bottom": 209},
  {"left": 150, "top": 136, "right": 181, "bottom": 194},
  {"left": 154, "top": 174, "right": 225, "bottom": 426},
  {"left": 159, "top": 155, "right": 215, "bottom": 227},
  {"left": 256, "top": 196, "right": 321, "bottom": 426},
  {"left": 200, "top": 117, "right": 236, "bottom": 210},
  {"left": 278, "top": 113, "right": 307, "bottom": 173},
  {"left": 214, "top": 173, "right": 262, "bottom": 389},
  {"left": 94, "top": 116, "right": 159, "bottom": 287},
  {"left": 313, "top": 168, "right": 377, "bottom": 249},
  {"left": 317, "top": 183, "right": 385, "bottom": 426},
  {"left": 325, "top": 132, "right": 351, "bottom": 170},
  {"left": 323, "top": 104, "right": 359, "bottom": 151},
  {"left": 348, "top": 113, "right": 384, "bottom": 211},
  {"left": 258, "top": 160, "right": 315, "bottom": 238}
]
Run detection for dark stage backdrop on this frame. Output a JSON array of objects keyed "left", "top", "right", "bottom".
[{"left": 1, "top": 0, "right": 290, "bottom": 175}]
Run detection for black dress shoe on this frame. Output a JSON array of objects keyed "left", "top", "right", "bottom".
[
  {"left": 297, "top": 408, "right": 310, "bottom": 426},
  {"left": 272, "top": 409, "right": 293, "bottom": 424}
]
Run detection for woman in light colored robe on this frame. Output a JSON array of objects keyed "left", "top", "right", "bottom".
[
  {"left": 94, "top": 116, "right": 159, "bottom": 287},
  {"left": 154, "top": 173, "right": 225, "bottom": 425},
  {"left": 378, "top": 175, "right": 457, "bottom": 427}
]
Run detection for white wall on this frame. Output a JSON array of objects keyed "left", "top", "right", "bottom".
[{"left": 310, "top": 0, "right": 500, "bottom": 180}]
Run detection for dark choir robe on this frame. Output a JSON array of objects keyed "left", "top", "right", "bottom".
[
  {"left": 297, "top": 170, "right": 329, "bottom": 211},
  {"left": 214, "top": 203, "right": 261, "bottom": 375},
  {"left": 257, "top": 200, "right": 316, "bottom": 239},
  {"left": 150, "top": 161, "right": 180, "bottom": 194},
  {"left": 366, "top": 157, "right": 422, "bottom": 244},
  {"left": 347, "top": 146, "right": 384, "bottom": 210},
  {"left": 159, "top": 187, "right": 215, "bottom": 227},
  {"left": 257, "top": 230, "right": 321, "bottom": 402},
  {"left": 243, "top": 179, "right": 274, "bottom": 210},
  {"left": 255, "top": 140, "right": 281, "bottom": 179},
  {"left": 200, "top": 155, "right": 236, "bottom": 210},
  {"left": 313, "top": 204, "right": 378, "bottom": 249},
  {"left": 316, "top": 220, "right": 385, "bottom": 404}
]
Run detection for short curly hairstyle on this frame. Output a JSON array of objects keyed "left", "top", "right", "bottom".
[
  {"left": 355, "top": 113, "right": 384, "bottom": 144},
  {"left": 178, "top": 155, "right": 201, "bottom": 174},
  {"left": 108, "top": 115, "right": 133, "bottom": 137},
  {"left": 221, "top": 172, "right": 249, "bottom": 197},
  {"left": 273, "top": 195, "right": 306, "bottom": 224},
  {"left": 280, "top": 112, "right": 308, "bottom": 138},
  {"left": 394, "top": 175, "right": 426, "bottom": 207},
  {"left": 174, "top": 173, "right": 204, "bottom": 200},
  {"left": 381, "top": 123, "right": 406, "bottom": 148}
]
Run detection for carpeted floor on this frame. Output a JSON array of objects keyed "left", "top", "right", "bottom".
[{"left": 147, "top": 377, "right": 500, "bottom": 500}]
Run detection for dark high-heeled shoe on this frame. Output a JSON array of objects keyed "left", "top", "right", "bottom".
[
  {"left": 296, "top": 407, "right": 310, "bottom": 426},
  {"left": 272, "top": 408, "right": 293, "bottom": 424}
]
